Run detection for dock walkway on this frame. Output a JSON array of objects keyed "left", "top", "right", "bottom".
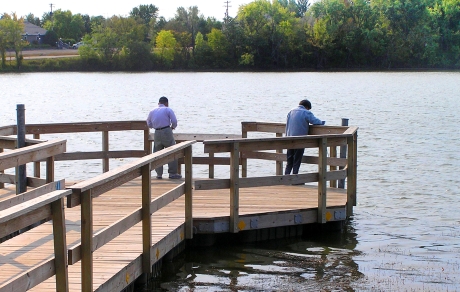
[
  {"left": 1, "top": 179, "right": 346, "bottom": 291},
  {"left": 0, "top": 120, "right": 357, "bottom": 291}
]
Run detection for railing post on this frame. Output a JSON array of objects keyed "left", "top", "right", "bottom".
[
  {"left": 185, "top": 146, "right": 193, "bottom": 239},
  {"left": 347, "top": 133, "right": 357, "bottom": 216},
  {"left": 141, "top": 163, "right": 152, "bottom": 278},
  {"left": 16, "top": 104, "right": 27, "bottom": 194},
  {"left": 241, "top": 124, "right": 248, "bottom": 178},
  {"left": 318, "top": 137, "right": 327, "bottom": 223},
  {"left": 353, "top": 131, "right": 358, "bottom": 205},
  {"left": 144, "top": 129, "right": 150, "bottom": 155},
  {"left": 0, "top": 148, "right": 4, "bottom": 189},
  {"left": 46, "top": 156, "right": 54, "bottom": 183},
  {"left": 51, "top": 197, "right": 69, "bottom": 292},
  {"left": 330, "top": 146, "right": 337, "bottom": 188},
  {"left": 102, "top": 131, "right": 109, "bottom": 173},
  {"left": 230, "top": 142, "right": 240, "bottom": 233},
  {"left": 33, "top": 134, "right": 41, "bottom": 178},
  {"left": 338, "top": 118, "right": 349, "bottom": 188},
  {"left": 276, "top": 132, "right": 283, "bottom": 175},
  {"left": 208, "top": 152, "right": 215, "bottom": 179},
  {"left": 81, "top": 189, "right": 93, "bottom": 292}
]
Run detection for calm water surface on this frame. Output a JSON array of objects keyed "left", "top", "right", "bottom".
[{"left": 1, "top": 72, "right": 459, "bottom": 291}]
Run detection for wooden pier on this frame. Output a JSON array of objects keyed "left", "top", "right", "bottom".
[{"left": 0, "top": 121, "right": 357, "bottom": 292}]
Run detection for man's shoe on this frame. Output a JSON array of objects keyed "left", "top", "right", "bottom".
[
  {"left": 169, "top": 174, "right": 182, "bottom": 179},
  {"left": 156, "top": 176, "right": 162, "bottom": 179}
]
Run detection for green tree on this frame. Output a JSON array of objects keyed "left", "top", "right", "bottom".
[
  {"left": 0, "top": 16, "right": 8, "bottom": 68},
  {"left": 306, "top": 0, "right": 384, "bottom": 68},
  {"left": 278, "top": 0, "right": 310, "bottom": 17},
  {"left": 428, "top": 0, "right": 460, "bottom": 66},
  {"left": 26, "top": 13, "right": 41, "bottom": 26},
  {"left": 43, "top": 10, "right": 85, "bottom": 42},
  {"left": 207, "top": 28, "right": 230, "bottom": 67},
  {"left": 154, "top": 30, "right": 177, "bottom": 68},
  {"left": 42, "top": 29, "right": 58, "bottom": 47},
  {"left": 193, "top": 31, "right": 212, "bottom": 67},
  {"left": 130, "top": 4, "right": 159, "bottom": 26},
  {"left": 238, "top": 0, "right": 297, "bottom": 67},
  {"left": 375, "top": 0, "right": 435, "bottom": 67},
  {"left": 130, "top": 4, "right": 159, "bottom": 41},
  {"left": 86, "top": 16, "right": 147, "bottom": 68},
  {"left": 0, "top": 13, "right": 26, "bottom": 68}
]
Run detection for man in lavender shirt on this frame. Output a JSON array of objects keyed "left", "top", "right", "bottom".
[
  {"left": 146, "top": 96, "right": 182, "bottom": 179},
  {"left": 285, "top": 99, "right": 325, "bottom": 177}
]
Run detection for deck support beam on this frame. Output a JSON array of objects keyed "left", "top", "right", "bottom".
[
  {"left": 141, "top": 164, "right": 152, "bottom": 277},
  {"left": 329, "top": 146, "right": 337, "bottom": 188},
  {"left": 318, "top": 138, "right": 327, "bottom": 223},
  {"left": 0, "top": 148, "right": 3, "bottom": 189},
  {"left": 208, "top": 152, "right": 214, "bottom": 178},
  {"left": 241, "top": 125, "right": 247, "bottom": 178},
  {"left": 185, "top": 146, "right": 193, "bottom": 239},
  {"left": 102, "top": 131, "right": 109, "bottom": 172},
  {"left": 46, "top": 156, "right": 54, "bottom": 183},
  {"left": 347, "top": 134, "right": 357, "bottom": 216},
  {"left": 230, "top": 142, "right": 240, "bottom": 233},
  {"left": 81, "top": 189, "right": 93, "bottom": 292},
  {"left": 276, "top": 133, "right": 283, "bottom": 175},
  {"left": 33, "top": 134, "right": 40, "bottom": 178},
  {"left": 51, "top": 197, "right": 69, "bottom": 292}
]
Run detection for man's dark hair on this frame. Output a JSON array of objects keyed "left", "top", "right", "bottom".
[
  {"left": 159, "top": 96, "right": 168, "bottom": 104},
  {"left": 299, "top": 99, "right": 312, "bottom": 110}
]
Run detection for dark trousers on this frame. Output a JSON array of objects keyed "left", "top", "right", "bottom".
[{"left": 285, "top": 148, "right": 305, "bottom": 175}]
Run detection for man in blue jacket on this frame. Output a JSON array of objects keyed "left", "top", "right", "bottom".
[{"left": 285, "top": 99, "right": 325, "bottom": 175}]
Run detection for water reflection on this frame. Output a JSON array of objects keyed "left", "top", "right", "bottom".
[{"left": 143, "top": 221, "right": 362, "bottom": 291}]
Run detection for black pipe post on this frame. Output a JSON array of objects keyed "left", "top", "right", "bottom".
[
  {"left": 16, "top": 104, "right": 27, "bottom": 194},
  {"left": 338, "top": 118, "right": 349, "bottom": 189}
]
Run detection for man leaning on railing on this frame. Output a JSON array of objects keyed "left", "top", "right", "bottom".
[{"left": 284, "top": 99, "right": 325, "bottom": 176}]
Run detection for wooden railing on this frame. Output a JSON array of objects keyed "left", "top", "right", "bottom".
[
  {"left": 0, "top": 121, "right": 150, "bottom": 179},
  {"left": 148, "top": 133, "right": 242, "bottom": 179},
  {"left": 0, "top": 136, "right": 69, "bottom": 291},
  {"left": 0, "top": 138, "right": 66, "bottom": 190},
  {"left": 65, "top": 141, "right": 195, "bottom": 291},
  {"left": 195, "top": 122, "right": 358, "bottom": 232},
  {"left": 0, "top": 120, "right": 358, "bottom": 291}
]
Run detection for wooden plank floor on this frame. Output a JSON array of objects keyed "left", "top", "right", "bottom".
[{"left": 0, "top": 178, "right": 347, "bottom": 291}]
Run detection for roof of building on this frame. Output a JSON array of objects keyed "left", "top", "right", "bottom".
[{"left": 23, "top": 21, "right": 47, "bottom": 36}]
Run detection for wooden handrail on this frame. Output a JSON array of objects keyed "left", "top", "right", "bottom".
[
  {"left": 67, "top": 141, "right": 195, "bottom": 207},
  {"left": 0, "top": 125, "right": 15, "bottom": 136},
  {"left": 203, "top": 134, "right": 350, "bottom": 153},
  {"left": 149, "top": 133, "right": 241, "bottom": 142},
  {"left": 67, "top": 183, "right": 186, "bottom": 265},
  {"left": 0, "top": 120, "right": 358, "bottom": 291},
  {"left": 0, "top": 190, "right": 71, "bottom": 236},
  {"left": 0, "top": 180, "right": 65, "bottom": 212},
  {"left": 199, "top": 124, "right": 358, "bottom": 229},
  {"left": 69, "top": 140, "right": 195, "bottom": 291},
  {"left": 0, "top": 136, "right": 46, "bottom": 149},
  {"left": 0, "top": 189, "right": 71, "bottom": 292},
  {"left": 0, "top": 139, "right": 66, "bottom": 171},
  {"left": 24, "top": 120, "right": 148, "bottom": 134}
]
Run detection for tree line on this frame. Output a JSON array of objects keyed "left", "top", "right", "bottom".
[{"left": 1, "top": 0, "right": 460, "bottom": 71}]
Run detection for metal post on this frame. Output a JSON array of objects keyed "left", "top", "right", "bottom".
[
  {"left": 338, "top": 118, "right": 349, "bottom": 189},
  {"left": 16, "top": 104, "right": 27, "bottom": 194}
]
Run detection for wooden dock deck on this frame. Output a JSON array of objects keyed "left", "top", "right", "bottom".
[
  {"left": 0, "top": 121, "right": 357, "bottom": 292},
  {"left": 1, "top": 179, "right": 347, "bottom": 291}
]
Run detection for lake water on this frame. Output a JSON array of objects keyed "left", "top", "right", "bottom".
[{"left": 1, "top": 72, "right": 459, "bottom": 291}]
